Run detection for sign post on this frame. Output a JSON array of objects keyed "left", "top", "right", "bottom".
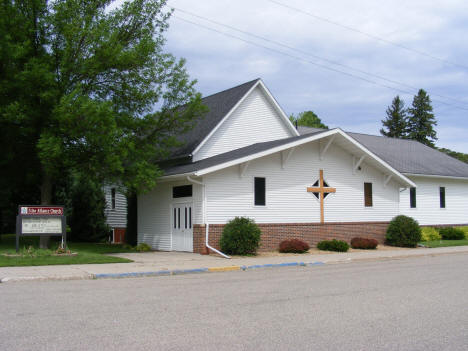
[{"left": 16, "top": 205, "right": 67, "bottom": 253}]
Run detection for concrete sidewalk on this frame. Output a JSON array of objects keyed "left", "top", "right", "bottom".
[{"left": 1, "top": 246, "right": 467, "bottom": 283}]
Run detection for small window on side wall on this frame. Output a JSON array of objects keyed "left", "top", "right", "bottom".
[
  {"left": 410, "top": 187, "right": 417, "bottom": 208},
  {"left": 364, "top": 182, "right": 373, "bottom": 207},
  {"left": 254, "top": 177, "right": 266, "bottom": 206},
  {"left": 440, "top": 187, "right": 446, "bottom": 208}
]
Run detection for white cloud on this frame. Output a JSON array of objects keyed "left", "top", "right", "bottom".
[{"left": 163, "top": 0, "right": 468, "bottom": 152}]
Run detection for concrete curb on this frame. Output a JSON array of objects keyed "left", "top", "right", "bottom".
[
  {"left": 0, "top": 260, "right": 326, "bottom": 283},
  {"left": 1, "top": 274, "right": 94, "bottom": 283},
  {"left": 92, "top": 261, "right": 325, "bottom": 280},
  {"left": 2, "top": 247, "right": 467, "bottom": 283}
]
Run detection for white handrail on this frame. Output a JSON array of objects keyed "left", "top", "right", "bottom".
[{"left": 186, "top": 176, "right": 230, "bottom": 259}]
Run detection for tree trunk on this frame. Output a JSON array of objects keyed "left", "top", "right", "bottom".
[{"left": 39, "top": 172, "right": 53, "bottom": 249}]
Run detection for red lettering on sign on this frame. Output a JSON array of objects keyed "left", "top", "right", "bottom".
[{"left": 19, "top": 206, "right": 64, "bottom": 216}]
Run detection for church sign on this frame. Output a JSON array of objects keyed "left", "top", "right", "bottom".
[{"left": 16, "top": 206, "right": 67, "bottom": 252}]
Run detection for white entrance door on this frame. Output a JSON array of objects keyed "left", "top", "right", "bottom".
[{"left": 172, "top": 203, "right": 193, "bottom": 252}]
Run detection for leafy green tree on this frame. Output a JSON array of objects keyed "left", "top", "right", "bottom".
[
  {"left": 406, "top": 89, "right": 437, "bottom": 147},
  {"left": 289, "top": 111, "right": 328, "bottom": 129},
  {"left": 380, "top": 95, "right": 408, "bottom": 138},
  {"left": 438, "top": 148, "right": 468, "bottom": 164},
  {"left": 0, "top": 0, "right": 205, "bottom": 247},
  {"left": 67, "top": 174, "right": 109, "bottom": 242}
]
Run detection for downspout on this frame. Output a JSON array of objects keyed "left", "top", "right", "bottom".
[{"left": 187, "top": 176, "right": 230, "bottom": 259}]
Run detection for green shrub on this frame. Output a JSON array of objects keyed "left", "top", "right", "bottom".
[
  {"left": 220, "top": 217, "right": 261, "bottom": 255},
  {"left": 279, "top": 239, "right": 310, "bottom": 253},
  {"left": 439, "top": 227, "right": 465, "bottom": 240},
  {"left": 317, "top": 239, "right": 349, "bottom": 252},
  {"left": 386, "top": 215, "right": 421, "bottom": 247},
  {"left": 421, "top": 227, "right": 441, "bottom": 241},
  {"left": 135, "top": 243, "right": 152, "bottom": 252}
]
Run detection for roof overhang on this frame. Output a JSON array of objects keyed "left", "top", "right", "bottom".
[
  {"left": 161, "top": 129, "right": 416, "bottom": 187},
  {"left": 403, "top": 173, "right": 468, "bottom": 181}
]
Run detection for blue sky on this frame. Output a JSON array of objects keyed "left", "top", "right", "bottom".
[{"left": 164, "top": 0, "right": 468, "bottom": 152}]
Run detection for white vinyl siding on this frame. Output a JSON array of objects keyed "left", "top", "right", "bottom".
[
  {"left": 399, "top": 176, "right": 468, "bottom": 225},
  {"left": 203, "top": 141, "right": 400, "bottom": 224},
  {"left": 138, "top": 180, "right": 202, "bottom": 251},
  {"left": 193, "top": 86, "right": 294, "bottom": 161},
  {"left": 104, "top": 186, "right": 127, "bottom": 228}
]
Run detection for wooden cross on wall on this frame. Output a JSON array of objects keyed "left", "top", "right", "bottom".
[{"left": 307, "top": 170, "right": 336, "bottom": 224}]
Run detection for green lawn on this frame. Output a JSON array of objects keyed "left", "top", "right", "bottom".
[
  {"left": 420, "top": 239, "right": 468, "bottom": 248},
  {"left": 0, "top": 234, "right": 134, "bottom": 267}
]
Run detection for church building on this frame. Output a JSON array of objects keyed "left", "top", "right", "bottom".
[{"left": 137, "top": 79, "right": 468, "bottom": 253}]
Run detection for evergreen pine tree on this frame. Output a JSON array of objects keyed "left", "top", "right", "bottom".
[
  {"left": 380, "top": 96, "right": 408, "bottom": 138},
  {"left": 407, "top": 89, "right": 437, "bottom": 147}
]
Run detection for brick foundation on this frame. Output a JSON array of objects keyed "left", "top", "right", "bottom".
[{"left": 193, "top": 222, "right": 390, "bottom": 254}]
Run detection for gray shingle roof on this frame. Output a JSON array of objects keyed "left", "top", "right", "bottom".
[
  {"left": 170, "top": 78, "right": 260, "bottom": 158},
  {"left": 299, "top": 126, "right": 468, "bottom": 178},
  {"left": 163, "top": 131, "right": 326, "bottom": 176}
]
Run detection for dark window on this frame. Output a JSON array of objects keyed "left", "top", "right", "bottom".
[
  {"left": 410, "top": 187, "right": 417, "bottom": 208},
  {"left": 184, "top": 207, "right": 187, "bottom": 229},
  {"left": 111, "top": 188, "right": 116, "bottom": 210},
  {"left": 364, "top": 183, "right": 373, "bottom": 207},
  {"left": 254, "top": 177, "right": 266, "bottom": 206},
  {"left": 311, "top": 180, "right": 331, "bottom": 199},
  {"left": 189, "top": 207, "right": 192, "bottom": 229},
  {"left": 177, "top": 208, "right": 180, "bottom": 228},
  {"left": 173, "top": 208, "right": 176, "bottom": 228},
  {"left": 440, "top": 187, "right": 446, "bottom": 208},
  {"left": 173, "top": 185, "right": 192, "bottom": 198}
]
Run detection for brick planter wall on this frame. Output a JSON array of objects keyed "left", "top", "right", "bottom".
[{"left": 193, "top": 222, "right": 390, "bottom": 254}]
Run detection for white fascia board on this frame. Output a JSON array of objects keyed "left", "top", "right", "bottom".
[
  {"left": 402, "top": 173, "right": 468, "bottom": 181},
  {"left": 194, "top": 128, "right": 415, "bottom": 187},
  {"left": 193, "top": 129, "right": 336, "bottom": 176},
  {"left": 335, "top": 129, "right": 416, "bottom": 188},
  {"left": 158, "top": 173, "right": 195, "bottom": 182},
  {"left": 191, "top": 80, "right": 261, "bottom": 156},
  {"left": 257, "top": 80, "right": 300, "bottom": 136}
]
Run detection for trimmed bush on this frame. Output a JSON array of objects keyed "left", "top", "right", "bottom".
[
  {"left": 220, "top": 217, "right": 261, "bottom": 255},
  {"left": 350, "top": 237, "right": 378, "bottom": 249},
  {"left": 279, "top": 239, "right": 310, "bottom": 253},
  {"left": 317, "top": 239, "right": 349, "bottom": 252},
  {"left": 135, "top": 243, "right": 152, "bottom": 252},
  {"left": 439, "top": 227, "right": 465, "bottom": 240},
  {"left": 386, "top": 215, "right": 421, "bottom": 247},
  {"left": 421, "top": 227, "right": 441, "bottom": 241}
]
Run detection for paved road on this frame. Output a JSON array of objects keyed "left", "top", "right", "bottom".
[{"left": 1, "top": 254, "right": 467, "bottom": 351}]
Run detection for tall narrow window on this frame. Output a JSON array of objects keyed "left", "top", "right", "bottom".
[
  {"left": 410, "top": 187, "right": 417, "bottom": 208},
  {"left": 111, "top": 188, "right": 116, "bottom": 210},
  {"left": 189, "top": 207, "right": 192, "bottom": 229},
  {"left": 364, "top": 183, "right": 373, "bottom": 207},
  {"left": 184, "top": 207, "right": 187, "bottom": 229},
  {"left": 254, "top": 177, "right": 266, "bottom": 206},
  {"left": 173, "top": 208, "right": 176, "bottom": 228},
  {"left": 440, "top": 187, "right": 446, "bottom": 208}
]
